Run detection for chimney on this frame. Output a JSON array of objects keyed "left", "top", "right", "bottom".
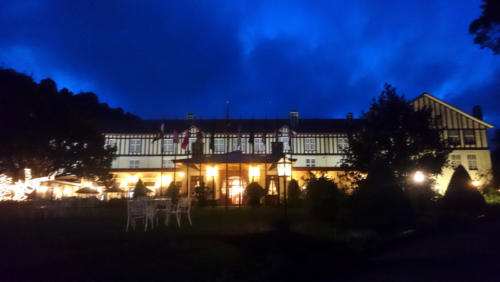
[
  {"left": 187, "top": 113, "right": 195, "bottom": 120},
  {"left": 346, "top": 112, "right": 353, "bottom": 120},
  {"left": 472, "top": 106, "right": 483, "bottom": 120},
  {"left": 290, "top": 110, "right": 299, "bottom": 127}
]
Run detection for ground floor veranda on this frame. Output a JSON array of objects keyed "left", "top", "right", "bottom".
[{"left": 112, "top": 152, "right": 349, "bottom": 204}]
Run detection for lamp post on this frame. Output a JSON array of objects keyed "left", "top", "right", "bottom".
[{"left": 278, "top": 158, "right": 291, "bottom": 216}]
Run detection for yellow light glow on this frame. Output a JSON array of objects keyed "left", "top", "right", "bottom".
[
  {"left": 158, "top": 175, "right": 173, "bottom": 187},
  {"left": 413, "top": 171, "right": 425, "bottom": 183},
  {"left": 206, "top": 166, "right": 218, "bottom": 178},
  {"left": 38, "top": 186, "right": 48, "bottom": 193},
  {"left": 120, "top": 181, "right": 127, "bottom": 188},
  {"left": 178, "top": 172, "right": 185, "bottom": 178},
  {"left": 84, "top": 181, "right": 94, "bottom": 188},
  {"left": 53, "top": 188, "right": 62, "bottom": 199},
  {"left": 434, "top": 184, "right": 441, "bottom": 191},
  {"left": 249, "top": 166, "right": 260, "bottom": 179},
  {"left": 63, "top": 187, "right": 73, "bottom": 197},
  {"left": 472, "top": 180, "right": 480, "bottom": 187},
  {"left": 0, "top": 170, "right": 54, "bottom": 201}
]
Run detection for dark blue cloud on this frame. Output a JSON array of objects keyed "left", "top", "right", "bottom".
[{"left": 0, "top": 0, "right": 499, "bottom": 129}]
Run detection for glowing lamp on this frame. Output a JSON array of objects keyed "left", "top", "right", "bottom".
[
  {"left": 413, "top": 171, "right": 425, "bottom": 183},
  {"left": 472, "top": 180, "right": 480, "bottom": 187},
  {"left": 277, "top": 163, "right": 292, "bottom": 177},
  {"left": 206, "top": 166, "right": 218, "bottom": 178},
  {"left": 178, "top": 172, "right": 185, "bottom": 178}
]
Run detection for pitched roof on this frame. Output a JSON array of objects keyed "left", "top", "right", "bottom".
[
  {"left": 101, "top": 118, "right": 361, "bottom": 134},
  {"left": 413, "top": 93, "right": 494, "bottom": 128}
]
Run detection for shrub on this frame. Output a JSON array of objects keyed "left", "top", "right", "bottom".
[
  {"left": 194, "top": 181, "right": 209, "bottom": 207},
  {"left": 305, "top": 174, "right": 346, "bottom": 221},
  {"left": 132, "top": 179, "right": 148, "bottom": 199},
  {"left": 405, "top": 180, "right": 440, "bottom": 214},
  {"left": 166, "top": 182, "right": 181, "bottom": 204},
  {"left": 351, "top": 162, "right": 414, "bottom": 231},
  {"left": 287, "top": 179, "right": 302, "bottom": 207},
  {"left": 245, "top": 182, "right": 265, "bottom": 207},
  {"left": 441, "top": 165, "right": 486, "bottom": 216}
]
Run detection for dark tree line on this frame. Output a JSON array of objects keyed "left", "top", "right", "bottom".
[
  {"left": 0, "top": 68, "right": 139, "bottom": 185},
  {"left": 470, "top": 0, "right": 500, "bottom": 55}
]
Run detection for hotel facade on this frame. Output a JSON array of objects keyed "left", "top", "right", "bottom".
[{"left": 103, "top": 93, "right": 493, "bottom": 203}]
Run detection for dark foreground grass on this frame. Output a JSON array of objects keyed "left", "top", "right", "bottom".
[{"left": 0, "top": 204, "right": 360, "bottom": 282}]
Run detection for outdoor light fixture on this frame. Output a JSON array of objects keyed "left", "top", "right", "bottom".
[
  {"left": 206, "top": 166, "right": 218, "bottom": 178},
  {"left": 472, "top": 180, "right": 480, "bottom": 187},
  {"left": 277, "top": 163, "right": 292, "bottom": 177},
  {"left": 178, "top": 172, "right": 185, "bottom": 178},
  {"left": 413, "top": 171, "right": 425, "bottom": 183}
]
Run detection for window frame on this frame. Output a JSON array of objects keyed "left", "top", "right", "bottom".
[
  {"left": 467, "top": 154, "right": 478, "bottom": 170},
  {"left": 304, "top": 137, "right": 316, "bottom": 152},
  {"left": 129, "top": 159, "right": 140, "bottom": 169},
  {"left": 129, "top": 139, "right": 142, "bottom": 154}
]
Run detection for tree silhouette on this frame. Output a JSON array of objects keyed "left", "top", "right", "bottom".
[
  {"left": 344, "top": 83, "right": 450, "bottom": 186},
  {"left": 0, "top": 67, "right": 139, "bottom": 184},
  {"left": 470, "top": 0, "right": 500, "bottom": 54}
]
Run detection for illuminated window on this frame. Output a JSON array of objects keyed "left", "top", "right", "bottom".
[
  {"left": 306, "top": 159, "right": 316, "bottom": 167},
  {"left": 451, "top": 154, "right": 461, "bottom": 168},
  {"left": 279, "top": 136, "right": 290, "bottom": 152},
  {"left": 447, "top": 130, "right": 460, "bottom": 146},
  {"left": 162, "top": 138, "right": 174, "bottom": 153},
  {"left": 129, "top": 159, "right": 140, "bottom": 168},
  {"left": 214, "top": 138, "right": 225, "bottom": 152},
  {"left": 304, "top": 138, "right": 316, "bottom": 152},
  {"left": 254, "top": 138, "right": 265, "bottom": 153},
  {"left": 232, "top": 137, "right": 246, "bottom": 152},
  {"left": 129, "top": 139, "right": 142, "bottom": 154},
  {"left": 463, "top": 130, "right": 475, "bottom": 145},
  {"left": 337, "top": 137, "right": 348, "bottom": 152},
  {"left": 467, "top": 155, "right": 478, "bottom": 170}
]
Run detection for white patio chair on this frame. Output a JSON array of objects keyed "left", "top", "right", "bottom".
[
  {"left": 178, "top": 197, "right": 192, "bottom": 226},
  {"left": 126, "top": 198, "right": 155, "bottom": 232},
  {"left": 165, "top": 200, "right": 181, "bottom": 227}
]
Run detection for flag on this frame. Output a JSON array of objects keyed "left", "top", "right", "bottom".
[
  {"left": 152, "top": 122, "right": 165, "bottom": 143},
  {"left": 181, "top": 131, "right": 190, "bottom": 150},
  {"left": 173, "top": 129, "right": 179, "bottom": 144}
]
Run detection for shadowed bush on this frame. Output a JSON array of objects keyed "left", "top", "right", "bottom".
[
  {"left": 287, "top": 179, "right": 302, "bottom": 207},
  {"left": 351, "top": 162, "right": 414, "bottom": 231},
  {"left": 246, "top": 182, "right": 265, "bottom": 207},
  {"left": 441, "top": 165, "right": 486, "bottom": 217},
  {"left": 305, "top": 174, "right": 346, "bottom": 221},
  {"left": 132, "top": 179, "right": 148, "bottom": 199},
  {"left": 166, "top": 182, "right": 180, "bottom": 204}
]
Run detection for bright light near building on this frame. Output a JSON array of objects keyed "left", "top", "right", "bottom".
[
  {"left": 278, "top": 163, "right": 292, "bottom": 177},
  {"left": 206, "top": 166, "right": 218, "bottom": 178},
  {"left": 178, "top": 172, "right": 185, "bottom": 178},
  {"left": 161, "top": 175, "right": 173, "bottom": 186},
  {"left": 413, "top": 171, "right": 425, "bottom": 183},
  {"left": 248, "top": 166, "right": 260, "bottom": 179},
  {"left": 472, "top": 180, "right": 480, "bottom": 187},
  {"left": 434, "top": 184, "right": 441, "bottom": 191}
]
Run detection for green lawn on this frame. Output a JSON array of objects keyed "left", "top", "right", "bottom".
[{"left": 0, "top": 203, "right": 359, "bottom": 281}]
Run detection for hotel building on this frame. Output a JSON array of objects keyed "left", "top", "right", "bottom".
[{"left": 103, "top": 93, "right": 493, "bottom": 203}]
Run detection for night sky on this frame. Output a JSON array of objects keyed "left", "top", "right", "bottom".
[{"left": 1, "top": 1, "right": 499, "bottom": 125}]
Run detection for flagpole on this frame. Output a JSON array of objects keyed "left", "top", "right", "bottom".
[{"left": 160, "top": 137, "right": 164, "bottom": 196}]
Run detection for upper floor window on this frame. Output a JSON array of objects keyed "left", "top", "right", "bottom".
[
  {"left": 129, "top": 139, "right": 142, "bottom": 154},
  {"left": 304, "top": 138, "right": 316, "bottom": 152},
  {"left": 306, "top": 158, "right": 316, "bottom": 167},
  {"left": 279, "top": 136, "right": 290, "bottom": 152},
  {"left": 129, "top": 159, "right": 140, "bottom": 169},
  {"left": 254, "top": 138, "right": 265, "bottom": 153},
  {"left": 447, "top": 130, "right": 460, "bottom": 146},
  {"left": 467, "top": 155, "right": 478, "bottom": 170},
  {"left": 162, "top": 138, "right": 174, "bottom": 153},
  {"left": 451, "top": 154, "right": 461, "bottom": 169},
  {"left": 337, "top": 137, "right": 349, "bottom": 153},
  {"left": 232, "top": 137, "right": 247, "bottom": 152},
  {"left": 214, "top": 138, "right": 225, "bottom": 152},
  {"left": 463, "top": 130, "right": 475, "bottom": 146},
  {"left": 106, "top": 138, "right": 116, "bottom": 148}
]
